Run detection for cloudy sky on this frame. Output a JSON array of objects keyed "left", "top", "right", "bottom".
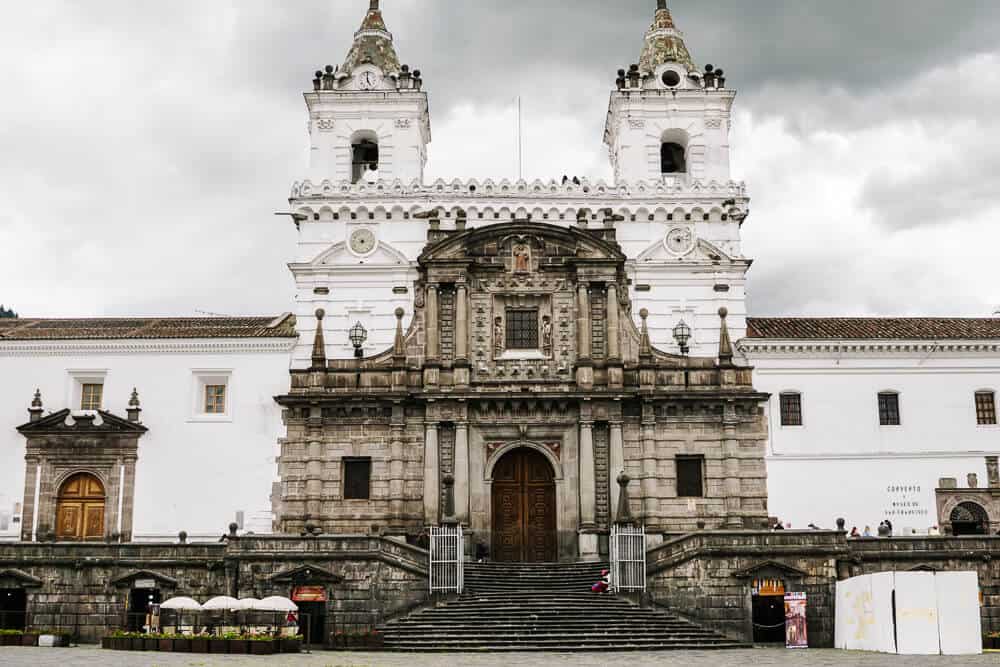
[{"left": 1, "top": 0, "right": 998, "bottom": 319}]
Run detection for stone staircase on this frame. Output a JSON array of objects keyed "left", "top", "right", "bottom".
[{"left": 379, "top": 561, "right": 748, "bottom": 652}]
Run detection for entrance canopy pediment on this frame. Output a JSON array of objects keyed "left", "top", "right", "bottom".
[
  {"left": 111, "top": 569, "right": 179, "bottom": 589},
  {"left": 0, "top": 568, "right": 43, "bottom": 588},
  {"left": 267, "top": 564, "right": 344, "bottom": 584},
  {"left": 17, "top": 409, "right": 148, "bottom": 435},
  {"left": 732, "top": 560, "right": 809, "bottom": 580}
]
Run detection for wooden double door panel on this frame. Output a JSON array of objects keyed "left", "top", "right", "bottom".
[
  {"left": 491, "top": 449, "right": 557, "bottom": 562},
  {"left": 55, "top": 473, "right": 105, "bottom": 541}
]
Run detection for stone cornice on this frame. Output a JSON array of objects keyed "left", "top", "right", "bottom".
[
  {"left": 0, "top": 337, "right": 297, "bottom": 357},
  {"left": 738, "top": 338, "right": 1000, "bottom": 356}
]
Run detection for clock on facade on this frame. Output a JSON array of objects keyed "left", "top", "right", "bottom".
[
  {"left": 665, "top": 227, "right": 694, "bottom": 256},
  {"left": 358, "top": 71, "right": 381, "bottom": 90},
  {"left": 349, "top": 228, "right": 377, "bottom": 255}
]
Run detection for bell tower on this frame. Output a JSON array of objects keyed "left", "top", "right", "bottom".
[
  {"left": 305, "top": 0, "right": 431, "bottom": 184},
  {"left": 604, "top": 0, "right": 734, "bottom": 185}
]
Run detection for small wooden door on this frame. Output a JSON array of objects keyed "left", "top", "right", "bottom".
[
  {"left": 55, "top": 473, "right": 105, "bottom": 541},
  {"left": 491, "top": 449, "right": 557, "bottom": 562}
]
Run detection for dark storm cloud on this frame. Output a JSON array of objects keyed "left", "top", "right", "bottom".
[{"left": 1, "top": 1, "right": 998, "bottom": 319}]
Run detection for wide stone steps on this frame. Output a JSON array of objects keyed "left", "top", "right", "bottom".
[{"left": 380, "top": 561, "right": 745, "bottom": 652}]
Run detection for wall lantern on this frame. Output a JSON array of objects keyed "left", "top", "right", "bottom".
[
  {"left": 672, "top": 320, "right": 691, "bottom": 356},
  {"left": 349, "top": 322, "right": 367, "bottom": 358}
]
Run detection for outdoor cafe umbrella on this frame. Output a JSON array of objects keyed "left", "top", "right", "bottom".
[
  {"left": 257, "top": 596, "right": 298, "bottom": 612},
  {"left": 160, "top": 597, "right": 202, "bottom": 634},
  {"left": 202, "top": 596, "right": 241, "bottom": 611}
]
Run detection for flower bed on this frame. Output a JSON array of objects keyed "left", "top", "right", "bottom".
[
  {"left": 0, "top": 630, "right": 70, "bottom": 648},
  {"left": 985, "top": 632, "right": 1000, "bottom": 650},
  {"left": 100, "top": 631, "right": 301, "bottom": 653}
]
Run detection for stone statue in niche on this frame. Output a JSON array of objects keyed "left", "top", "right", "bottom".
[
  {"left": 493, "top": 316, "right": 504, "bottom": 357},
  {"left": 968, "top": 473, "right": 978, "bottom": 489},
  {"left": 512, "top": 243, "right": 531, "bottom": 273},
  {"left": 541, "top": 316, "right": 553, "bottom": 356}
]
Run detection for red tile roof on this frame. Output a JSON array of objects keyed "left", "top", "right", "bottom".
[
  {"left": 0, "top": 315, "right": 297, "bottom": 341},
  {"left": 746, "top": 318, "right": 1000, "bottom": 341}
]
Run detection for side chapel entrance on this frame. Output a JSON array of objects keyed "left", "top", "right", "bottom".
[
  {"left": 491, "top": 448, "right": 557, "bottom": 563},
  {"left": 55, "top": 473, "right": 105, "bottom": 541}
]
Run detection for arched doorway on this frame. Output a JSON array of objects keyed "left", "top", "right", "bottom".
[
  {"left": 950, "top": 502, "right": 988, "bottom": 536},
  {"left": 491, "top": 448, "right": 557, "bottom": 562},
  {"left": 55, "top": 473, "right": 105, "bottom": 541}
]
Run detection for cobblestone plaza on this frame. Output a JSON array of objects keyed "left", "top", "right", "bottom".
[{"left": 2, "top": 646, "right": 998, "bottom": 666}]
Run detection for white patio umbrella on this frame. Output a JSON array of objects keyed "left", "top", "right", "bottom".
[
  {"left": 160, "top": 597, "right": 203, "bottom": 611},
  {"left": 236, "top": 598, "right": 262, "bottom": 611},
  {"left": 202, "top": 596, "right": 242, "bottom": 611},
  {"left": 257, "top": 596, "right": 298, "bottom": 612}
]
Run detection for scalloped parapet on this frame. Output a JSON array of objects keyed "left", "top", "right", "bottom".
[{"left": 290, "top": 176, "right": 747, "bottom": 201}]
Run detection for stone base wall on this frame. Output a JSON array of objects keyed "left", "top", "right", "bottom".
[
  {"left": 645, "top": 531, "right": 1000, "bottom": 648},
  {"left": 0, "top": 536, "right": 428, "bottom": 644}
]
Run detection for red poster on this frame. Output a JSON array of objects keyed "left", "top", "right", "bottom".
[
  {"left": 784, "top": 592, "right": 808, "bottom": 649},
  {"left": 292, "top": 586, "right": 328, "bottom": 602}
]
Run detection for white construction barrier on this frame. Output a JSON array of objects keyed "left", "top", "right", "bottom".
[{"left": 835, "top": 571, "right": 981, "bottom": 656}]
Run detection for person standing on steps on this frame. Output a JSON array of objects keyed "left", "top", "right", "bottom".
[{"left": 592, "top": 569, "right": 611, "bottom": 594}]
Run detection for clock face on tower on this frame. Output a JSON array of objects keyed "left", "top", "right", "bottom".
[
  {"left": 665, "top": 227, "right": 694, "bottom": 256},
  {"left": 358, "top": 71, "right": 381, "bottom": 90},
  {"left": 349, "top": 228, "right": 377, "bottom": 255}
]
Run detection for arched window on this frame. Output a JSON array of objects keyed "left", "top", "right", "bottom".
[
  {"left": 55, "top": 472, "right": 105, "bottom": 541},
  {"left": 660, "top": 142, "right": 686, "bottom": 174},
  {"left": 351, "top": 133, "right": 379, "bottom": 184},
  {"left": 949, "top": 502, "right": 988, "bottom": 536}
]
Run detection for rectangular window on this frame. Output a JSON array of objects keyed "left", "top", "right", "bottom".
[
  {"left": 976, "top": 391, "right": 997, "bottom": 425},
  {"left": 343, "top": 458, "right": 372, "bottom": 500},
  {"left": 80, "top": 383, "right": 103, "bottom": 410},
  {"left": 676, "top": 456, "right": 704, "bottom": 498},
  {"left": 878, "top": 393, "right": 900, "bottom": 426},
  {"left": 204, "top": 385, "right": 227, "bottom": 414},
  {"left": 505, "top": 309, "right": 539, "bottom": 350},
  {"left": 779, "top": 393, "right": 803, "bottom": 426}
]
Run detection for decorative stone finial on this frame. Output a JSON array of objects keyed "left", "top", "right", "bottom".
[
  {"left": 228, "top": 522, "right": 239, "bottom": 537},
  {"left": 393, "top": 307, "right": 406, "bottom": 358},
  {"left": 29, "top": 389, "right": 43, "bottom": 422},
  {"left": 615, "top": 470, "right": 634, "bottom": 525},
  {"left": 639, "top": 309, "right": 652, "bottom": 358},
  {"left": 311, "top": 308, "right": 327, "bottom": 370},
  {"left": 717, "top": 307, "right": 733, "bottom": 367},
  {"left": 178, "top": 530, "right": 188, "bottom": 545},
  {"left": 127, "top": 388, "right": 142, "bottom": 423},
  {"left": 370, "top": 0, "right": 379, "bottom": 10},
  {"left": 657, "top": 0, "right": 667, "bottom": 10}
]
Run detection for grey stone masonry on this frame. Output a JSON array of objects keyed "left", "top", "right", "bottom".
[{"left": 0, "top": 535, "right": 428, "bottom": 644}]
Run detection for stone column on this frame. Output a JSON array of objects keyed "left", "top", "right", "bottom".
[
  {"left": 579, "top": 421, "right": 596, "bottom": 527},
  {"left": 722, "top": 402, "right": 742, "bottom": 528},
  {"left": 121, "top": 457, "right": 138, "bottom": 541},
  {"left": 305, "top": 428, "right": 323, "bottom": 523},
  {"left": 20, "top": 458, "right": 38, "bottom": 542},
  {"left": 425, "top": 285, "right": 439, "bottom": 361},
  {"left": 606, "top": 283, "right": 620, "bottom": 360},
  {"left": 388, "top": 405, "right": 406, "bottom": 529},
  {"left": 455, "top": 284, "right": 469, "bottom": 363},
  {"left": 609, "top": 421, "right": 625, "bottom": 517},
  {"left": 423, "top": 422, "right": 440, "bottom": 524},
  {"left": 641, "top": 407, "right": 657, "bottom": 522},
  {"left": 576, "top": 284, "right": 591, "bottom": 360},
  {"left": 105, "top": 458, "right": 122, "bottom": 541},
  {"left": 454, "top": 422, "right": 470, "bottom": 523},
  {"left": 35, "top": 459, "right": 54, "bottom": 539}
]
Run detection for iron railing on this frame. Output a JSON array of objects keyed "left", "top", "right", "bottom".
[
  {"left": 429, "top": 524, "right": 464, "bottom": 594},
  {"left": 610, "top": 523, "right": 646, "bottom": 593}
]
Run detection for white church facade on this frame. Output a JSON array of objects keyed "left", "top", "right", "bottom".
[{"left": 1, "top": 1, "right": 998, "bottom": 546}]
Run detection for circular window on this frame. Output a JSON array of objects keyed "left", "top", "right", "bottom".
[{"left": 662, "top": 70, "right": 681, "bottom": 87}]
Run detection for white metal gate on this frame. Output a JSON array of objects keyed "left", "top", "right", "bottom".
[
  {"left": 610, "top": 524, "right": 646, "bottom": 593},
  {"left": 429, "top": 524, "right": 464, "bottom": 594}
]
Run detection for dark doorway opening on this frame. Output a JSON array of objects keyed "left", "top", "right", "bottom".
[
  {"left": 751, "top": 578, "right": 786, "bottom": 643},
  {"left": 0, "top": 588, "right": 26, "bottom": 630},
  {"left": 950, "top": 502, "right": 989, "bottom": 536},
  {"left": 296, "top": 601, "right": 327, "bottom": 646},
  {"left": 127, "top": 588, "right": 161, "bottom": 632},
  {"left": 491, "top": 448, "right": 557, "bottom": 563}
]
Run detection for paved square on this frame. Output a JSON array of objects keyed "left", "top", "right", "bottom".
[{"left": 1, "top": 646, "right": 997, "bottom": 666}]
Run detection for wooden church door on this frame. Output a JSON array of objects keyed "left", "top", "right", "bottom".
[{"left": 491, "top": 448, "right": 557, "bottom": 562}]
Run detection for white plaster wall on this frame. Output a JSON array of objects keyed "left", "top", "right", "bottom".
[
  {"left": 0, "top": 341, "right": 293, "bottom": 539},
  {"left": 744, "top": 346, "right": 1000, "bottom": 533}
]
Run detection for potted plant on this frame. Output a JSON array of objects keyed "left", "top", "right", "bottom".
[
  {"left": 280, "top": 634, "right": 302, "bottom": 653},
  {"left": 367, "top": 629, "right": 384, "bottom": 650},
  {"left": 0, "top": 630, "right": 23, "bottom": 647},
  {"left": 142, "top": 634, "right": 159, "bottom": 651},
  {"left": 189, "top": 634, "right": 210, "bottom": 654},
  {"left": 158, "top": 634, "right": 174, "bottom": 652},
  {"left": 129, "top": 633, "right": 144, "bottom": 651},
  {"left": 21, "top": 631, "right": 39, "bottom": 646},
  {"left": 226, "top": 632, "right": 248, "bottom": 654},
  {"left": 249, "top": 635, "right": 276, "bottom": 655},
  {"left": 332, "top": 631, "right": 346, "bottom": 649},
  {"left": 172, "top": 634, "right": 191, "bottom": 652},
  {"left": 985, "top": 632, "right": 1000, "bottom": 650},
  {"left": 209, "top": 634, "right": 229, "bottom": 654}
]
